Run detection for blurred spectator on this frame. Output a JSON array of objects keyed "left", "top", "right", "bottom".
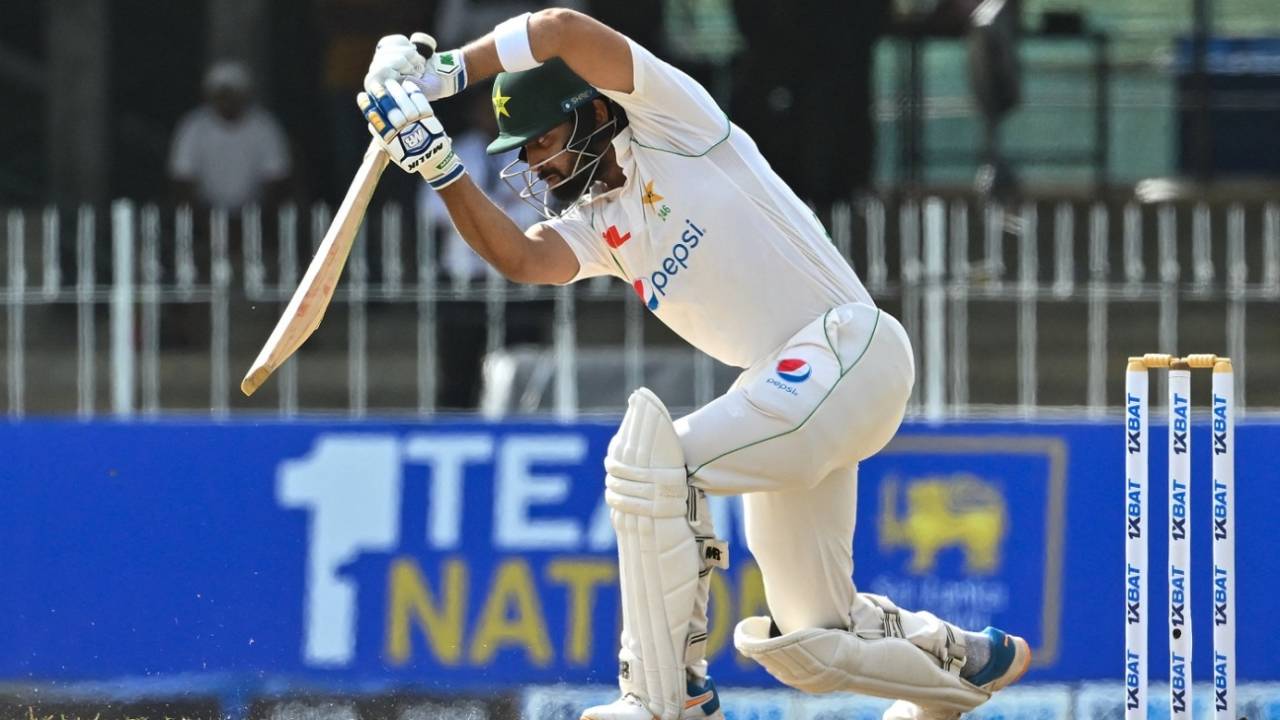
[
  {"left": 419, "top": 90, "right": 542, "bottom": 284},
  {"left": 168, "top": 61, "right": 292, "bottom": 209}
]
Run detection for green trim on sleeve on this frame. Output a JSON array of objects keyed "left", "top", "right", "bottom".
[
  {"left": 687, "top": 308, "right": 882, "bottom": 479},
  {"left": 606, "top": 251, "right": 629, "bottom": 280},
  {"left": 629, "top": 113, "right": 733, "bottom": 158}
]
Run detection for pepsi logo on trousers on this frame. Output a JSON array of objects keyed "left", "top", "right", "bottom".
[{"left": 775, "top": 358, "right": 812, "bottom": 383}]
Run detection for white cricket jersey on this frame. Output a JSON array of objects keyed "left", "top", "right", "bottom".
[{"left": 539, "top": 39, "right": 873, "bottom": 369}]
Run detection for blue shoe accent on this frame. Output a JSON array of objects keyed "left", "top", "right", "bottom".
[
  {"left": 967, "top": 627, "right": 1017, "bottom": 687},
  {"left": 686, "top": 675, "right": 720, "bottom": 715}
]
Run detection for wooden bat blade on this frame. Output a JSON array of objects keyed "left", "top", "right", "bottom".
[{"left": 241, "top": 140, "right": 390, "bottom": 397}]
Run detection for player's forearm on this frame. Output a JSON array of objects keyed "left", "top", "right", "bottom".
[
  {"left": 457, "top": 33, "right": 503, "bottom": 85},
  {"left": 459, "top": 8, "right": 633, "bottom": 93},
  {"left": 435, "top": 175, "right": 539, "bottom": 282}
]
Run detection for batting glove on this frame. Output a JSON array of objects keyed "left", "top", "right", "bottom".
[
  {"left": 364, "top": 33, "right": 466, "bottom": 103},
  {"left": 358, "top": 80, "right": 465, "bottom": 189}
]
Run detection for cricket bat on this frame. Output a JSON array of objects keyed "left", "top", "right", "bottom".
[{"left": 240, "top": 139, "right": 389, "bottom": 397}]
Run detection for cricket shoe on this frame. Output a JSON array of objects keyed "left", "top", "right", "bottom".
[
  {"left": 881, "top": 627, "right": 1032, "bottom": 720},
  {"left": 580, "top": 675, "right": 723, "bottom": 720}
]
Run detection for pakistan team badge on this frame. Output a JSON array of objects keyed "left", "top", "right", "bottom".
[
  {"left": 492, "top": 82, "right": 511, "bottom": 119},
  {"left": 642, "top": 180, "right": 671, "bottom": 221}
]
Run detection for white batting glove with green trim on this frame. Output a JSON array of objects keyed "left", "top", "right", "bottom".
[{"left": 363, "top": 33, "right": 467, "bottom": 103}]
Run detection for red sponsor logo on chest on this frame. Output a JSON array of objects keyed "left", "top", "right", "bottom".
[{"left": 603, "top": 225, "right": 631, "bottom": 248}]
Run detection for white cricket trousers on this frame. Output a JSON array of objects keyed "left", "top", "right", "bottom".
[{"left": 675, "top": 302, "right": 959, "bottom": 660}]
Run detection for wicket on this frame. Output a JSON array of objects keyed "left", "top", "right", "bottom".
[{"left": 1125, "top": 353, "right": 1236, "bottom": 720}]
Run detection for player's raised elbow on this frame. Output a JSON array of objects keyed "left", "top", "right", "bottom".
[
  {"left": 530, "top": 8, "right": 634, "bottom": 93},
  {"left": 530, "top": 7, "right": 584, "bottom": 53},
  {"left": 492, "top": 251, "right": 538, "bottom": 285},
  {"left": 497, "top": 227, "right": 578, "bottom": 285},
  {"left": 497, "top": 254, "right": 574, "bottom": 286}
]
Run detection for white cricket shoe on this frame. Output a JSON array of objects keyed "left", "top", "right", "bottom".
[
  {"left": 580, "top": 676, "right": 723, "bottom": 720},
  {"left": 881, "top": 627, "right": 1032, "bottom": 720}
]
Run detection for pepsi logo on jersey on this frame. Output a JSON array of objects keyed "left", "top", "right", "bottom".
[
  {"left": 630, "top": 279, "right": 657, "bottom": 310},
  {"left": 632, "top": 219, "right": 707, "bottom": 311}
]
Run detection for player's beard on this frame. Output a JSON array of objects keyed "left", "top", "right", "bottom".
[
  {"left": 548, "top": 153, "right": 598, "bottom": 203},
  {"left": 547, "top": 111, "right": 612, "bottom": 204}
]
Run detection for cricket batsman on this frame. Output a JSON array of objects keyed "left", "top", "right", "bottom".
[{"left": 356, "top": 9, "right": 1030, "bottom": 719}]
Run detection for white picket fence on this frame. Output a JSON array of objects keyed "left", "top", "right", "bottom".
[{"left": 2, "top": 195, "right": 1278, "bottom": 418}]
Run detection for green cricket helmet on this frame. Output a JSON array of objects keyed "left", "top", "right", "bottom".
[
  {"left": 487, "top": 59, "right": 620, "bottom": 218},
  {"left": 486, "top": 59, "right": 601, "bottom": 155}
]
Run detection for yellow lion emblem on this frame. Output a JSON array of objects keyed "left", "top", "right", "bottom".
[{"left": 878, "top": 473, "right": 1008, "bottom": 574}]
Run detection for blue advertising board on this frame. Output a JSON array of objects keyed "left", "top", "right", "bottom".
[{"left": 2, "top": 418, "right": 1278, "bottom": 691}]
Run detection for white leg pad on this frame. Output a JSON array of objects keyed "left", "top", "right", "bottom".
[
  {"left": 607, "top": 388, "right": 725, "bottom": 720},
  {"left": 733, "top": 616, "right": 989, "bottom": 713}
]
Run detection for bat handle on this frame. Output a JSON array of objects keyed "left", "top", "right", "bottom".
[{"left": 410, "top": 31, "right": 436, "bottom": 61}]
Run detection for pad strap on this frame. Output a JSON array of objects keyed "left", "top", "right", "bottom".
[
  {"left": 866, "top": 595, "right": 907, "bottom": 640},
  {"left": 941, "top": 624, "right": 967, "bottom": 677},
  {"left": 861, "top": 594, "right": 965, "bottom": 676}
]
